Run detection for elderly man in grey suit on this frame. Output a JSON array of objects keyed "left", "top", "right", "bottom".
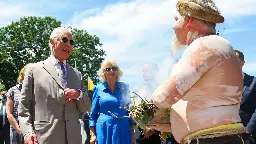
[{"left": 18, "top": 27, "right": 91, "bottom": 144}]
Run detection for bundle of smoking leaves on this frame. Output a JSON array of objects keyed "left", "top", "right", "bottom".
[
  {"left": 129, "top": 100, "right": 157, "bottom": 129},
  {"left": 129, "top": 99, "right": 172, "bottom": 142}
]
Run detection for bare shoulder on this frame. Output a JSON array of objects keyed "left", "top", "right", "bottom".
[
  {"left": 201, "top": 35, "right": 233, "bottom": 51},
  {"left": 202, "top": 35, "right": 232, "bottom": 52},
  {"left": 185, "top": 35, "right": 234, "bottom": 59}
]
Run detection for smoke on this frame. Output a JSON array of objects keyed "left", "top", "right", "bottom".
[
  {"left": 131, "top": 56, "right": 178, "bottom": 106},
  {"left": 128, "top": 13, "right": 188, "bottom": 106},
  {"left": 130, "top": 31, "right": 190, "bottom": 105}
]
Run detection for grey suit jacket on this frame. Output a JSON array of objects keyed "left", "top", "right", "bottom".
[{"left": 18, "top": 58, "right": 91, "bottom": 144}]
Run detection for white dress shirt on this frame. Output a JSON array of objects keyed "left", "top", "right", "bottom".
[
  {"left": 50, "top": 55, "right": 67, "bottom": 79},
  {"left": 50, "top": 55, "right": 83, "bottom": 100}
]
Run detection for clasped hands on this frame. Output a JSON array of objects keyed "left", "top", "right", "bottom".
[
  {"left": 64, "top": 88, "right": 80, "bottom": 104},
  {"left": 24, "top": 133, "right": 38, "bottom": 144}
]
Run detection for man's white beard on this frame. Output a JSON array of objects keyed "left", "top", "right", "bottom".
[{"left": 171, "top": 34, "right": 185, "bottom": 52}]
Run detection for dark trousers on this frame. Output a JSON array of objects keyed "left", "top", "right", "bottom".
[
  {"left": 187, "top": 133, "right": 255, "bottom": 144},
  {"left": 83, "top": 113, "right": 90, "bottom": 144},
  {"left": 10, "top": 130, "right": 24, "bottom": 144},
  {"left": 0, "top": 124, "right": 10, "bottom": 144},
  {"left": 139, "top": 133, "right": 162, "bottom": 144},
  {"left": 166, "top": 135, "right": 178, "bottom": 144},
  {"left": 138, "top": 128, "right": 161, "bottom": 144}
]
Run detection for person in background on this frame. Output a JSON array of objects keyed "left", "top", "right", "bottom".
[
  {"left": 0, "top": 90, "right": 10, "bottom": 144},
  {"left": 82, "top": 112, "right": 90, "bottom": 144},
  {"left": 89, "top": 60, "right": 136, "bottom": 144},
  {"left": 6, "top": 64, "right": 31, "bottom": 144},
  {"left": 83, "top": 78, "right": 95, "bottom": 144},
  {"left": 235, "top": 50, "right": 256, "bottom": 143}
]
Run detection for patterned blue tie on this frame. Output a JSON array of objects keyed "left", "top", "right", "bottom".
[{"left": 59, "top": 62, "right": 67, "bottom": 88}]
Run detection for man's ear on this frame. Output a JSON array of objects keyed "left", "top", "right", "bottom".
[
  {"left": 185, "top": 16, "right": 194, "bottom": 28},
  {"left": 50, "top": 38, "right": 54, "bottom": 46},
  {"left": 242, "top": 61, "right": 245, "bottom": 67},
  {"left": 49, "top": 38, "right": 55, "bottom": 51}
]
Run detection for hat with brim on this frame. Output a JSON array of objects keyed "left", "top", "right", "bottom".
[{"left": 176, "top": 0, "right": 224, "bottom": 23}]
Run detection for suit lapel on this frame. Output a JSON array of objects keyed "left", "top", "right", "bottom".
[
  {"left": 43, "top": 58, "right": 64, "bottom": 89},
  {"left": 243, "top": 73, "right": 249, "bottom": 95}
]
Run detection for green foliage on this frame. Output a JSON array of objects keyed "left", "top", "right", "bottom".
[
  {"left": 0, "top": 84, "right": 5, "bottom": 91},
  {"left": 129, "top": 100, "right": 157, "bottom": 129},
  {"left": 68, "top": 28, "right": 105, "bottom": 84},
  {"left": 0, "top": 16, "right": 61, "bottom": 88},
  {"left": 0, "top": 16, "right": 105, "bottom": 89}
]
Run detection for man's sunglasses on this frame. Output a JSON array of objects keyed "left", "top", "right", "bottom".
[
  {"left": 105, "top": 66, "right": 118, "bottom": 72},
  {"left": 62, "top": 37, "right": 75, "bottom": 46}
]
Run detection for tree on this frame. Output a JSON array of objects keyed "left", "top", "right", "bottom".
[
  {"left": 0, "top": 84, "right": 5, "bottom": 91},
  {"left": 69, "top": 28, "right": 105, "bottom": 84},
  {"left": 0, "top": 16, "right": 105, "bottom": 89}
]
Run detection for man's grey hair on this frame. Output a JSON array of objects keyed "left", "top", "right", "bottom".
[{"left": 48, "top": 27, "right": 72, "bottom": 52}]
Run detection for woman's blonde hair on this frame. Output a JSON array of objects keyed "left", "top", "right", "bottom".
[
  {"left": 17, "top": 63, "right": 32, "bottom": 83},
  {"left": 98, "top": 59, "right": 123, "bottom": 82}
]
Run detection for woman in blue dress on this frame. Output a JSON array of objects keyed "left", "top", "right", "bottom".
[{"left": 89, "top": 60, "right": 136, "bottom": 144}]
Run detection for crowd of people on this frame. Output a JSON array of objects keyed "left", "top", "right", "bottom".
[{"left": 0, "top": 0, "right": 256, "bottom": 144}]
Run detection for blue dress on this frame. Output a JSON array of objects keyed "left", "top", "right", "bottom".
[{"left": 89, "top": 82, "right": 135, "bottom": 144}]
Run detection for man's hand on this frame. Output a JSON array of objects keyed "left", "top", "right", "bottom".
[
  {"left": 144, "top": 128, "right": 155, "bottom": 139},
  {"left": 64, "top": 88, "right": 80, "bottom": 104},
  {"left": 24, "top": 134, "right": 38, "bottom": 144}
]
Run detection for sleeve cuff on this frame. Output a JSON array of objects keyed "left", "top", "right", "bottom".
[
  {"left": 89, "top": 121, "right": 96, "bottom": 127},
  {"left": 129, "top": 118, "right": 136, "bottom": 125},
  {"left": 24, "top": 132, "right": 35, "bottom": 139},
  {"left": 6, "top": 93, "right": 14, "bottom": 101},
  {"left": 77, "top": 89, "right": 84, "bottom": 101}
]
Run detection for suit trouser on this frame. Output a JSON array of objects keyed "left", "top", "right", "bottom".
[
  {"left": 166, "top": 136, "right": 178, "bottom": 144},
  {"left": 83, "top": 119, "right": 90, "bottom": 144},
  {"left": 0, "top": 124, "right": 10, "bottom": 144},
  {"left": 186, "top": 132, "right": 255, "bottom": 144},
  {"left": 138, "top": 127, "right": 162, "bottom": 144}
]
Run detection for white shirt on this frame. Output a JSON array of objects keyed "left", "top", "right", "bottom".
[
  {"left": 50, "top": 55, "right": 67, "bottom": 77},
  {"left": 50, "top": 55, "right": 83, "bottom": 99}
]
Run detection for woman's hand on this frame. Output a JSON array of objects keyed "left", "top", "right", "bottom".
[
  {"left": 131, "top": 130, "right": 136, "bottom": 144},
  {"left": 90, "top": 135, "right": 97, "bottom": 144}
]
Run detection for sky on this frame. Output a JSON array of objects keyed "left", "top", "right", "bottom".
[{"left": 1, "top": 0, "right": 256, "bottom": 91}]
